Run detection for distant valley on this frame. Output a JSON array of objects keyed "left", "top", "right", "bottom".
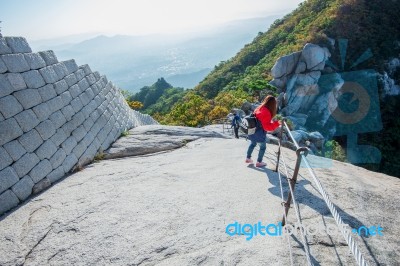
[{"left": 29, "top": 16, "right": 280, "bottom": 92}]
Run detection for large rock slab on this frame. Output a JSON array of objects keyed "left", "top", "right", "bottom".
[
  {"left": 0, "top": 138, "right": 398, "bottom": 265},
  {"left": 104, "top": 125, "right": 229, "bottom": 159}
]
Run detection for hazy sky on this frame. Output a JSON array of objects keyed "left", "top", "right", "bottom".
[{"left": 1, "top": 0, "right": 304, "bottom": 41}]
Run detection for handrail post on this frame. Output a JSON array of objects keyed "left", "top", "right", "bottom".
[
  {"left": 282, "top": 146, "right": 309, "bottom": 226},
  {"left": 275, "top": 118, "right": 286, "bottom": 172}
]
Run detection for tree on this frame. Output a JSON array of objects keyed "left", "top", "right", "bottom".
[
  {"left": 167, "top": 92, "right": 211, "bottom": 127},
  {"left": 128, "top": 101, "right": 144, "bottom": 110}
]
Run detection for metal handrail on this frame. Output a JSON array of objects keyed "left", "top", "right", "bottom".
[{"left": 277, "top": 120, "right": 368, "bottom": 266}]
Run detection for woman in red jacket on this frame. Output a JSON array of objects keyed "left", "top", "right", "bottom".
[{"left": 246, "top": 95, "right": 280, "bottom": 167}]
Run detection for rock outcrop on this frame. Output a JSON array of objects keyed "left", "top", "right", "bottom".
[
  {"left": 268, "top": 43, "right": 340, "bottom": 150},
  {"left": 104, "top": 125, "right": 229, "bottom": 159},
  {"left": 0, "top": 36, "right": 157, "bottom": 215}
]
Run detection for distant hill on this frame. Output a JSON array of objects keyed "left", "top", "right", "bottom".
[
  {"left": 192, "top": 0, "right": 400, "bottom": 177},
  {"left": 33, "top": 16, "right": 280, "bottom": 92}
]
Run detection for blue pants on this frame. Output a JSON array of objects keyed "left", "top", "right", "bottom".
[{"left": 246, "top": 140, "right": 266, "bottom": 163}]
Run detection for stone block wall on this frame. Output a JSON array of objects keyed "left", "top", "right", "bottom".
[{"left": 0, "top": 36, "right": 158, "bottom": 215}]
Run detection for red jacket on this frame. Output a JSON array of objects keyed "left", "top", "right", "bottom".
[{"left": 254, "top": 106, "right": 280, "bottom": 132}]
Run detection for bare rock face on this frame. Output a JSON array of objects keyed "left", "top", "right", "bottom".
[
  {"left": 0, "top": 137, "right": 398, "bottom": 266},
  {"left": 300, "top": 43, "right": 331, "bottom": 71},
  {"left": 271, "top": 51, "right": 302, "bottom": 79},
  {"left": 269, "top": 43, "right": 346, "bottom": 149}
]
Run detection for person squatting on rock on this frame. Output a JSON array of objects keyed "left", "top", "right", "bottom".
[
  {"left": 231, "top": 111, "right": 241, "bottom": 139},
  {"left": 245, "top": 95, "right": 280, "bottom": 167}
]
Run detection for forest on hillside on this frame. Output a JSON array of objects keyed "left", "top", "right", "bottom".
[{"left": 127, "top": 0, "right": 400, "bottom": 177}]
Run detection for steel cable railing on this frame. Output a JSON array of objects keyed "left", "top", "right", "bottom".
[
  {"left": 279, "top": 120, "right": 368, "bottom": 266},
  {"left": 276, "top": 156, "right": 295, "bottom": 266},
  {"left": 250, "top": 137, "right": 312, "bottom": 265}
]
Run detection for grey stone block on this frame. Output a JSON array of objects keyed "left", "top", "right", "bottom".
[
  {"left": 50, "top": 149, "right": 66, "bottom": 169},
  {"left": 47, "top": 96, "right": 64, "bottom": 113},
  {"left": 63, "top": 153, "right": 78, "bottom": 173},
  {"left": 90, "top": 110, "right": 100, "bottom": 123},
  {"left": 62, "top": 120, "right": 77, "bottom": 136},
  {"left": 87, "top": 100, "right": 97, "bottom": 114},
  {"left": 14, "top": 109, "right": 40, "bottom": 132},
  {"left": 80, "top": 106, "right": 91, "bottom": 119},
  {"left": 29, "top": 159, "right": 52, "bottom": 183},
  {"left": 70, "top": 97, "right": 83, "bottom": 112},
  {"left": 0, "top": 147, "right": 13, "bottom": 171},
  {"left": 21, "top": 70, "right": 46, "bottom": 89},
  {"left": 3, "top": 140, "right": 26, "bottom": 162},
  {"left": 0, "top": 118, "right": 23, "bottom": 146},
  {"left": 0, "top": 95, "right": 23, "bottom": 119},
  {"left": 78, "top": 143, "right": 97, "bottom": 166},
  {"left": 24, "top": 53, "right": 46, "bottom": 70},
  {"left": 36, "top": 139, "right": 57, "bottom": 160},
  {"left": 78, "top": 78, "right": 89, "bottom": 92},
  {"left": 38, "top": 51, "right": 58, "bottom": 66},
  {"left": 5, "top": 37, "right": 32, "bottom": 53},
  {"left": 32, "top": 177, "right": 51, "bottom": 194},
  {"left": 32, "top": 102, "right": 52, "bottom": 121},
  {"left": 91, "top": 83, "right": 100, "bottom": 96},
  {"left": 47, "top": 166, "right": 65, "bottom": 183},
  {"left": 83, "top": 116, "right": 94, "bottom": 131},
  {"left": 93, "top": 71, "right": 100, "bottom": 80},
  {"left": 49, "top": 111, "right": 66, "bottom": 129},
  {"left": 61, "top": 136, "right": 78, "bottom": 155},
  {"left": 38, "top": 84, "right": 57, "bottom": 102},
  {"left": 81, "top": 131, "right": 95, "bottom": 148},
  {"left": 0, "top": 190, "right": 19, "bottom": 215},
  {"left": 0, "top": 167, "right": 19, "bottom": 194},
  {"left": 69, "top": 84, "right": 81, "bottom": 98},
  {"left": 93, "top": 95, "right": 102, "bottom": 106},
  {"left": 61, "top": 105, "right": 75, "bottom": 121},
  {"left": 75, "top": 69, "right": 85, "bottom": 81},
  {"left": 86, "top": 74, "right": 96, "bottom": 85},
  {"left": 62, "top": 59, "right": 78, "bottom": 74},
  {"left": 97, "top": 126, "right": 111, "bottom": 144},
  {"left": 71, "top": 111, "right": 85, "bottom": 127},
  {"left": 12, "top": 152, "right": 40, "bottom": 178},
  {"left": 0, "top": 74, "right": 13, "bottom": 97},
  {"left": 54, "top": 79, "right": 68, "bottom": 95},
  {"left": 35, "top": 120, "right": 56, "bottom": 140},
  {"left": 0, "top": 58, "right": 7, "bottom": 73},
  {"left": 72, "top": 125, "right": 86, "bottom": 142},
  {"left": 5, "top": 73, "right": 27, "bottom": 92},
  {"left": 64, "top": 73, "right": 78, "bottom": 87},
  {"left": 13, "top": 89, "right": 42, "bottom": 109},
  {"left": 18, "top": 129, "right": 43, "bottom": 153},
  {"left": 0, "top": 38, "right": 12, "bottom": 54},
  {"left": 1, "top": 54, "right": 30, "bottom": 72},
  {"left": 85, "top": 87, "right": 95, "bottom": 100},
  {"left": 39, "top": 65, "right": 59, "bottom": 83},
  {"left": 80, "top": 64, "right": 92, "bottom": 75},
  {"left": 60, "top": 91, "right": 72, "bottom": 106},
  {"left": 72, "top": 141, "right": 86, "bottom": 160},
  {"left": 11, "top": 175, "right": 34, "bottom": 201},
  {"left": 53, "top": 63, "right": 69, "bottom": 80},
  {"left": 50, "top": 128, "right": 67, "bottom": 146},
  {"left": 79, "top": 91, "right": 90, "bottom": 106}
]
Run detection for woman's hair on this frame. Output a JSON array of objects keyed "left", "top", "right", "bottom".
[{"left": 257, "top": 95, "right": 277, "bottom": 117}]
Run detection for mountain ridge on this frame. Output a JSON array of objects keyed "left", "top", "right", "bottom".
[{"left": 32, "top": 16, "right": 280, "bottom": 91}]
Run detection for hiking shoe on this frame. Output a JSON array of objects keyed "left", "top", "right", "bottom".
[
  {"left": 256, "top": 162, "right": 267, "bottom": 167},
  {"left": 245, "top": 158, "right": 253, "bottom": 164}
]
